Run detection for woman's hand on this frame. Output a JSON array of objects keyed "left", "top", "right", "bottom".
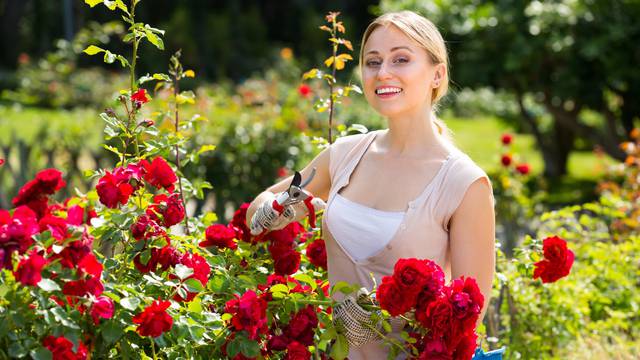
[
  {"left": 333, "top": 288, "right": 383, "bottom": 348},
  {"left": 249, "top": 191, "right": 296, "bottom": 235},
  {"left": 249, "top": 191, "right": 327, "bottom": 235}
]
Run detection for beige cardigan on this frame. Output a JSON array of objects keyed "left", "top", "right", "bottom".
[{"left": 322, "top": 129, "right": 492, "bottom": 359}]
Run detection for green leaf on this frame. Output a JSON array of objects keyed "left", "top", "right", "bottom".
[
  {"left": 116, "top": 55, "right": 130, "bottom": 67},
  {"left": 294, "top": 273, "right": 317, "bottom": 290},
  {"left": 101, "top": 320, "right": 123, "bottom": 344},
  {"left": 30, "top": 347, "right": 52, "bottom": 360},
  {"left": 120, "top": 297, "right": 140, "bottom": 311},
  {"left": 83, "top": 45, "right": 105, "bottom": 55},
  {"left": 84, "top": 0, "right": 103, "bottom": 7},
  {"left": 184, "top": 278, "right": 204, "bottom": 293},
  {"left": 269, "top": 284, "right": 289, "bottom": 295},
  {"left": 144, "top": 28, "right": 165, "bottom": 50},
  {"left": 175, "top": 264, "right": 194, "bottom": 280},
  {"left": 176, "top": 90, "right": 196, "bottom": 104},
  {"left": 103, "top": 50, "right": 117, "bottom": 64},
  {"left": 240, "top": 338, "right": 261, "bottom": 358},
  {"left": 38, "top": 279, "right": 60, "bottom": 292},
  {"left": 197, "top": 144, "right": 216, "bottom": 155},
  {"left": 330, "top": 334, "right": 350, "bottom": 360}
]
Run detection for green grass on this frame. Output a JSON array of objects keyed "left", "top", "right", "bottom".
[
  {"left": 445, "top": 115, "right": 617, "bottom": 206},
  {"left": 446, "top": 115, "right": 616, "bottom": 179}
]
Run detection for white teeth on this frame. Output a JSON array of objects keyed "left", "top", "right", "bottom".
[{"left": 376, "top": 87, "right": 402, "bottom": 95}]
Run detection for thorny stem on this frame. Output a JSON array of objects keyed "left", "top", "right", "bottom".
[
  {"left": 173, "top": 73, "right": 190, "bottom": 235},
  {"left": 328, "top": 22, "right": 337, "bottom": 145},
  {"left": 150, "top": 337, "right": 157, "bottom": 360},
  {"left": 364, "top": 322, "right": 412, "bottom": 357}
]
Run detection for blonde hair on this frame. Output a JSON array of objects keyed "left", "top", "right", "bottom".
[{"left": 359, "top": 11, "right": 452, "bottom": 140}]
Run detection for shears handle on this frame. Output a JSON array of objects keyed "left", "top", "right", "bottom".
[{"left": 270, "top": 193, "right": 317, "bottom": 228}]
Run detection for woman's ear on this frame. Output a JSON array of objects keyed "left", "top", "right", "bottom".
[{"left": 432, "top": 64, "right": 446, "bottom": 88}]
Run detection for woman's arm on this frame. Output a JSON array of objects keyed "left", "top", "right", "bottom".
[
  {"left": 245, "top": 146, "right": 332, "bottom": 226},
  {"left": 448, "top": 177, "right": 496, "bottom": 329}
]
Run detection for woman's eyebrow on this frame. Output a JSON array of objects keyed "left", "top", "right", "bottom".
[{"left": 365, "top": 46, "right": 414, "bottom": 55}]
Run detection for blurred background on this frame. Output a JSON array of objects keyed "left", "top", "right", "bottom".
[
  {"left": 0, "top": 0, "right": 638, "bottom": 216},
  {"left": 2, "top": 2, "right": 640, "bottom": 358}
]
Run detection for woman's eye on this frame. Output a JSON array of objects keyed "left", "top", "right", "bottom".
[
  {"left": 394, "top": 57, "right": 409, "bottom": 64},
  {"left": 366, "top": 60, "right": 381, "bottom": 67}
]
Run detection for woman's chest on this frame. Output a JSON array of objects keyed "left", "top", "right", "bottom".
[{"left": 337, "top": 153, "right": 446, "bottom": 212}]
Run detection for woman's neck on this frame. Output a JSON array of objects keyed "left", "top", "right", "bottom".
[{"left": 378, "top": 110, "right": 449, "bottom": 159}]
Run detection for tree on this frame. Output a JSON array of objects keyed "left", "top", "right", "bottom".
[{"left": 381, "top": 0, "right": 640, "bottom": 177}]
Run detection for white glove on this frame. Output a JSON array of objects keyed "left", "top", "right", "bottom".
[
  {"left": 249, "top": 192, "right": 296, "bottom": 235},
  {"left": 333, "top": 288, "right": 383, "bottom": 348}
]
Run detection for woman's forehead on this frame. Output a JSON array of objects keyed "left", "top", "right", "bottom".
[{"left": 364, "top": 25, "right": 420, "bottom": 54}]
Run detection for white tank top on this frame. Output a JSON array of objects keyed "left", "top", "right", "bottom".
[{"left": 326, "top": 193, "right": 405, "bottom": 261}]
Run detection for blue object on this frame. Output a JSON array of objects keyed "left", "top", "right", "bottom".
[{"left": 470, "top": 346, "right": 506, "bottom": 359}]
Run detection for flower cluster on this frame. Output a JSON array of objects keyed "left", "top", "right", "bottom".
[
  {"left": 376, "top": 258, "right": 484, "bottom": 359},
  {"left": 222, "top": 273, "right": 328, "bottom": 359},
  {"left": 500, "top": 133, "right": 530, "bottom": 175},
  {"left": 533, "top": 236, "right": 574, "bottom": 283},
  {"left": 266, "top": 222, "right": 305, "bottom": 275}
]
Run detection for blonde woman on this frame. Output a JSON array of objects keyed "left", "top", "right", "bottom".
[{"left": 248, "top": 11, "right": 502, "bottom": 359}]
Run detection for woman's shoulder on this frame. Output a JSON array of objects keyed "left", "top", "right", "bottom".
[{"left": 446, "top": 148, "right": 492, "bottom": 186}]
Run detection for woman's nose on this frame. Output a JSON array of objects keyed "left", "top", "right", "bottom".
[{"left": 376, "top": 62, "right": 393, "bottom": 80}]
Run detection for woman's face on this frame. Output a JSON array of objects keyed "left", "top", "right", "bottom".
[{"left": 361, "top": 25, "right": 444, "bottom": 119}]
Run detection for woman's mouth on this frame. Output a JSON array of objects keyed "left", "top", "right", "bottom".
[{"left": 375, "top": 86, "right": 403, "bottom": 99}]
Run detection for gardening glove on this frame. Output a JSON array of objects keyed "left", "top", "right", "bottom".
[
  {"left": 333, "top": 288, "right": 383, "bottom": 348},
  {"left": 249, "top": 191, "right": 326, "bottom": 236}
]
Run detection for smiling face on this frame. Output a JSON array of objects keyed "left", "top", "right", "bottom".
[{"left": 361, "top": 25, "right": 444, "bottom": 119}]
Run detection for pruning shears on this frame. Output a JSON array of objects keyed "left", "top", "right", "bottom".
[{"left": 271, "top": 167, "right": 319, "bottom": 228}]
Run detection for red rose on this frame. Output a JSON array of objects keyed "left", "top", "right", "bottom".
[
  {"left": 231, "top": 203, "right": 252, "bottom": 243},
  {"left": 267, "top": 333, "right": 290, "bottom": 351},
  {"left": 306, "top": 239, "right": 327, "bottom": 269},
  {"left": 62, "top": 276, "right": 103, "bottom": 297},
  {"left": 274, "top": 249, "right": 301, "bottom": 275},
  {"left": 66, "top": 205, "right": 95, "bottom": 226},
  {"left": 39, "top": 214, "right": 69, "bottom": 240},
  {"left": 393, "top": 258, "right": 443, "bottom": 296},
  {"left": 78, "top": 253, "right": 103, "bottom": 278},
  {"left": 131, "top": 88, "right": 150, "bottom": 104},
  {"left": 134, "top": 249, "right": 158, "bottom": 273},
  {"left": 140, "top": 157, "right": 177, "bottom": 192},
  {"left": 90, "top": 296, "right": 115, "bottom": 324},
  {"left": 420, "top": 295, "right": 454, "bottom": 339},
  {"left": 12, "top": 169, "right": 66, "bottom": 211},
  {"left": 298, "top": 84, "right": 312, "bottom": 98},
  {"left": 418, "top": 336, "right": 452, "bottom": 360},
  {"left": 0, "top": 158, "right": 3, "bottom": 166},
  {"left": 156, "top": 245, "right": 180, "bottom": 271},
  {"left": 13, "top": 251, "right": 47, "bottom": 286},
  {"left": 500, "top": 154, "right": 512, "bottom": 167},
  {"left": 515, "top": 163, "right": 530, "bottom": 175},
  {"left": 376, "top": 276, "right": 416, "bottom": 316},
  {"left": 285, "top": 305, "right": 318, "bottom": 346},
  {"left": 96, "top": 171, "right": 134, "bottom": 208},
  {"left": 51, "top": 230, "right": 94, "bottom": 269},
  {"left": 200, "top": 224, "right": 237, "bottom": 250},
  {"left": 224, "top": 290, "right": 268, "bottom": 339},
  {"left": 0, "top": 206, "right": 39, "bottom": 269},
  {"left": 42, "top": 335, "right": 88, "bottom": 360},
  {"left": 533, "top": 235, "right": 574, "bottom": 283},
  {"left": 501, "top": 133, "right": 513, "bottom": 145},
  {"left": 173, "top": 252, "right": 210, "bottom": 302},
  {"left": 147, "top": 193, "right": 185, "bottom": 227},
  {"left": 451, "top": 330, "right": 478, "bottom": 360},
  {"left": 446, "top": 277, "right": 484, "bottom": 339},
  {"left": 284, "top": 341, "right": 311, "bottom": 360},
  {"left": 130, "top": 214, "right": 165, "bottom": 240},
  {"left": 133, "top": 299, "right": 173, "bottom": 337}
]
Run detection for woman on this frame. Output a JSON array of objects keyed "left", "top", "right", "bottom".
[{"left": 247, "top": 11, "right": 499, "bottom": 359}]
